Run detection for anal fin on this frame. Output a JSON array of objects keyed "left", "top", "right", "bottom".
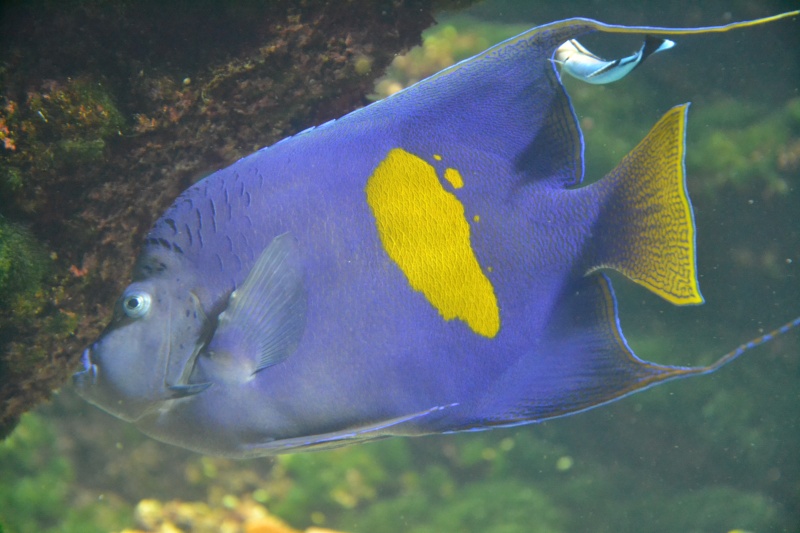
[
  {"left": 466, "top": 275, "right": 701, "bottom": 429},
  {"left": 467, "top": 274, "right": 800, "bottom": 431},
  {"left": 243, "top": 404, "right": 458, "bottom": 455}
]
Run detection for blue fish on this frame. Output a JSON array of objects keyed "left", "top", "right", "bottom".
[{"left": 74, "top": 13, "right": 800, "bottom": 457}]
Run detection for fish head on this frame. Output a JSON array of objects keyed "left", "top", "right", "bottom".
[{"left": 73, "top": 273, "right": 211, "bottom": 422}]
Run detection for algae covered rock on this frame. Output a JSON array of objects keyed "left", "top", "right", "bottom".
[{"left": 0, "top": 217, "right": 47, "bottom": 309}]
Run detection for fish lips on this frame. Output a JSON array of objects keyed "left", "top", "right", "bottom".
[
  {"left": 71, "top": 344, "right": 161, "bottom": 422},
  {"left": 73, "top": 342, "right": 211, "bottom": 422},
  {"left": 72, "top": 347, "right": 98, "bottom": 389}
]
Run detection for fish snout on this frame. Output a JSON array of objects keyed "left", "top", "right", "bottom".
[{"left": 72, "top": 347, "right": 98, "bottom": 388}]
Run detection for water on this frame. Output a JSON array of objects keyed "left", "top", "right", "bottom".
[{"left": 1, "top": 1, "right": 798, "bottom": 532}]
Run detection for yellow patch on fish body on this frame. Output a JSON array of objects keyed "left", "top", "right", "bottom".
[
  {"left": 443, "top": 167, "right": 464, "bottom": 189},
  {"left": 365, "top": 148, "right": 500, "bottom": 338}
]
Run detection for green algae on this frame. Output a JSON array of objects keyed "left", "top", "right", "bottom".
[
  {"left": 0, "top": 217, "right": 81, "bottom": 438},
  {"left": 372, "top": 16, "right": 530, "bottom": 99},
  {"left": 6, "top": 401, "right": 791, "bottom": 533},
  {"left": 0, "top": 217, "right": 48, "bottom": 309},
  {"left": 345, "top": 477, "right": 565, "bottom": 533},
  {"left": 0, "top": 216, "right": 55, "bottom": 382},
  {"left": 23, "top": 78, "right": 125, "bottom": 151},
  {"left": 561, "top": 77, "right": 800, "bottom": 198},
  {"left": 0, "top": 413, "right": 71, "bottom": 532},
  {"left": 265, "top": 438, "right": 408, "bottom": 523},
  {"left": 0, "top": 77, "right": 124, "bottom": 213},
  {"left": 0, "top": 412, "right": 132, "bottom": 533},
  {"left": 686, "top": 98, "right": 799, "bottom": 195}
]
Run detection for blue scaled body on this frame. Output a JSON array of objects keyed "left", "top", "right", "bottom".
[{"left": 74, "top": 13, "right": 800, "bottom": 457}]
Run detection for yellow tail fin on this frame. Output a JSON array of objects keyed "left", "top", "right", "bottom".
[{"left": 589, "top": 104, "right": 703, "bottom": 305}]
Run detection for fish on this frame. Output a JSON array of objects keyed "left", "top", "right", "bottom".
[
  {"left": 73, "top": 12, "right": 800, "bottom": 458},
  {"left": 553, "top": 35, "right": 675, "bottom": 84}
]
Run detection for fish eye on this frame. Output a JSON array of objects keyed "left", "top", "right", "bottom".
[{"left": 122, "top": 291, "right": 152, "bottom": 318}]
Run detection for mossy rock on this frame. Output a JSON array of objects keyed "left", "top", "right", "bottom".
[
  {"left": 24, "top": 78, "right": 125, "bottom": 146},
  {"left": 0, "top": 216, "right": 48, "bottom": 309}
]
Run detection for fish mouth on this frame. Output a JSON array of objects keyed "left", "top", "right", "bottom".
[{"left": 72, "top": 347, "right": 98, "bottom": 388}]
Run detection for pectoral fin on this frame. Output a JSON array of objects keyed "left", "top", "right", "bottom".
[{"left": 207, "top": 233, "right": 307, "bottom": 377}]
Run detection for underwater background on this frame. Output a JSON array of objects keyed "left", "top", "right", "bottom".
[{"left": 1, "top": 0, "right": 798, "bottom": 532}]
